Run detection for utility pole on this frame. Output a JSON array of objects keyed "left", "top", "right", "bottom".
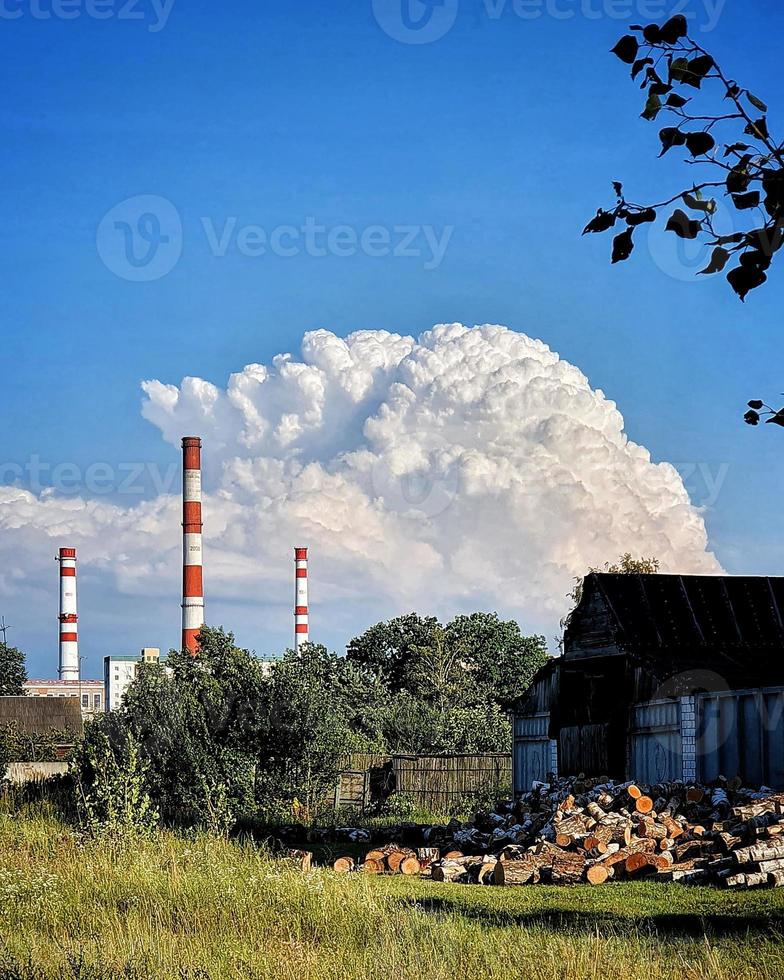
[{"left": 0, "top": 615, "right": 11, "bottom": 652}]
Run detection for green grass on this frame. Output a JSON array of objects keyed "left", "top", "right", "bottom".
[{"left": 1, "top": 805, "right": 783, "bottom": 980}]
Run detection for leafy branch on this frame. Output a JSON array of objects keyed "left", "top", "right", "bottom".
[{"left": 585, "top": 15, "right": 784, "bottom": 300}]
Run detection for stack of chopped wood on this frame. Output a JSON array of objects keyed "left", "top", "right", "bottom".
[{"left": 325, "top": 778, "right": 784, "bottom": 889}]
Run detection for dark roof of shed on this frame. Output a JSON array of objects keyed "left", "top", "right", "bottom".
[
  {"left": 565, "top": 573, "right": 784, "bottom": 663},
  {"left": 0, "top": 696, "right": 83, "bottom": 737}
]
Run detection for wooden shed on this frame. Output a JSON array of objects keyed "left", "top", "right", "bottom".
[
  {"left": 512, "top": 574, "right": 784, "bottom": 793},
  {"left": 0, "top": 696, "right": 83, "bottom": 759}
]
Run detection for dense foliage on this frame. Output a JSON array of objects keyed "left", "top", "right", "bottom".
[
  {"left": 0, "top": 642, "right": 26, "bottom": 696},
  {"left": 72, "top": 613, "right": 546, "bottom": 831}
]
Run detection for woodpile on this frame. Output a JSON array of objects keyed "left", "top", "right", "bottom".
[{"left": 304, "top": 777, "right": 784, "bottom": 889}]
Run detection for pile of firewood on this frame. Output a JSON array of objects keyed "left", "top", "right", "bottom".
[{"left": 316, "top": 778, "right": 784, "bottom": 889}]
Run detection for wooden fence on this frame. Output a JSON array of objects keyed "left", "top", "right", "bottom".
[{"left": 332, "top": 753, "right": 512, "bottom": 813}]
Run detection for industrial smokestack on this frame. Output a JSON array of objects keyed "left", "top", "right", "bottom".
[
  {"left": 182, "top": 437, "right": 204, "bottom": 654},
  {"left": 57, "top": 547, "right": 79, "bottom": 681},
  {"left": 294, "top": 547, "right": 309, "bottom": 650}
]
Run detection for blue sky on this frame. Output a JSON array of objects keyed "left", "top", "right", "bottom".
[{"left": 2, "top": 0, "right": 784, "bottom": 677}]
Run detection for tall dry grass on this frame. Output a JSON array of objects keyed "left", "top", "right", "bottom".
[{"left": 1, "top": 803, "right": 783, "bottom": 979}]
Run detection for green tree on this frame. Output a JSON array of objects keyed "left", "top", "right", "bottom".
[
  {"left": 76, "top": 627, "right": 267, "bottom": 831},
  {"left": 256, "top": 643, "right": 376, "bottom": 818},
  {"left": 0, "top": 642, "right": 26, "bottom": 696},
  {"left": 346, "top": 612, "right": 439, "bottom": 688},
  {"left": 444, "top": 613, "right": 549, "bottom": 706},
  {"left": 72, "top": 729, "right": 159, "bottom": 841}
]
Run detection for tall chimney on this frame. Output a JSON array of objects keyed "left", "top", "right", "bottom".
[
  {"left": 294, "top": 547, "right": 309, "bottom": 650},
  {"left": 57, "top": 547, "right": 79, "bottom": 680},
  {"left": 182, "top": 437, "right": 204, "bottom": 654}
]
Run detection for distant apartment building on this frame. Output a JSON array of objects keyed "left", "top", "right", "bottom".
[
  {"left": 104, "top": 648, "right": 163, "bottom": 711},
  {"left": 23, "top": 679, "right": 104, "bottom": 719}
]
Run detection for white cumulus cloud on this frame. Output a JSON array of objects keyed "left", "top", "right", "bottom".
[{"left": 0, "top": 324, "right": 721, "bottom": 671}]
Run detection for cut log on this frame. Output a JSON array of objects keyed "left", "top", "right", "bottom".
[
  {"left": 494, "top": 856, "right": 543, "bottom": 886},
  {"left": 286, "top": 849, "right": 313, "bottom": 872},
  {"left": 725, "top": 871, "right": 768, "bottom": 888},
  {"left": 416, "top": 847, "right": 440, "bottom": 869},
  {"left": 732, "top": 840, "right": 784, "bottom": 865},
  {"left": 443, "top": 850, "right": 464, "bottom": 859},
  {"left": 635, "top": 796, "right": 654, "bottom": 815},
  {"left": 549, "top": 852, "right": 586, "bottom": 885},
  {"left": 362, "top": 858, "right": 384, "bottom": 874},
  {"left": 768, "top": 870, "right": 784, "bottom": 887},
  {"left": 387, "top": 849, "right": 415, "bottom": 874},
  {"left": 332, "top": 856, "right": 355, "bottom": 874},
  {"left": 399, "top": 856, "right": 422, "bottom": 876},
  {"left": 586, "top": 864, "right": 609, "bottom": 885},
  {"left": 364, "top": 849, "right": 385, "bottom": 863}
]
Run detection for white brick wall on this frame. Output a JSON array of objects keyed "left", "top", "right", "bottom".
[
  {"left": 680, "top": 695, "right": 697, "bottom": 782},
  {"left": 549, "top": 738, "right": 559, "bottom": 778}
]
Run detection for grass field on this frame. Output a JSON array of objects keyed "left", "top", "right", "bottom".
[{"left": 1, "top": 807, "right": 783, "bottom": 979}]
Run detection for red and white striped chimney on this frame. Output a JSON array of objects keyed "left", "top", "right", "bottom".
[
  {"left": 57, "top": 547, "right": 79, "bottom": 681},
  {"left": 182, "top": 437, "right": 204, "bottom": 654},
  {"left": 294, "top": 547, "right": 309, "bottom": 650}
]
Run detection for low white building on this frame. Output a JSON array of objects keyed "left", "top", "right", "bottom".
[
  {"left": 23, "top": 679, "right": 104, "bottom": 719},
  {"left": 104, "top": 648, "right": 163, "bottom": 712}
]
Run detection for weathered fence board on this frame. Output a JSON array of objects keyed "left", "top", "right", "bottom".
[{"left": 332, "top": 753, "right": 512, "bottom": 813}]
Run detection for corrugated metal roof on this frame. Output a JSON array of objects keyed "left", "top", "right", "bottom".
[
  {"left": 0, "top": 696, "right": 83, "bottom": 736},
  {"left": 565, "top": 574, "right": 784, "bottom": 683}
]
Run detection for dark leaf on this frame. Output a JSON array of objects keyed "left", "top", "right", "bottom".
[
  {"left": 723, "top": 142, "right": 750, "bottom": 157},
  {"left": 613, "top": 181, "right": 624, "bottom": 198},
  {"left": 746, "top": 92, "right": 768, "bottom": 113},
  {"left": 727, "top": 262, "right": 767, "bottom": 301},
  {"left": 666, "top": 93, "right": 688, "bottom": 108},
  {"left": 727, "top": 162, "right": 752, "bottom": 195},
  {"left": 612, "top": 35, "right": 639, "bottom": 65},
  {"left": 659, "top": 127, "right": 686, "bottom": 155},
  {"left": 582, "top": 210, "right": 616, "bottom": 235},
  {"left": 612, "top": 227, "right": 635, "bottom": 263},
  {"left": 642, "top": 24, "right": 661, "bottom": 43},
  {"left": 746, "top": 225, "right": 784, "bottom": 257},
  {"left": 745, "top": 117, "right": 770, "bottom": 141},
  {"left": 698, "top": 246, "right": 730, "bottom": 275},
  {"left": 679, "top": 55, "right": 713, "bottom": 89},
  {"left": 744, "top": 410, "right": 761, "bottom": 425},
  {"left": 682, "top": 190, "right": 716, "bottom": 213},
  {"left": 763, "top": 172, "right": 784, "bottom": 218},
  {"left": 626, "top": 208, "right": 656, "bottom": 227},
  {"left": 666, "top": 208, "right": 702, "bottom": 239},
  {"left": 766, "top": 411, "right": 784, "bottom": 427},
  {"left": 669, "top": 57, "right": 690, "bottom": 83},
  {"left": 649, "top": 81, "right": 672, "bottom": 97},
  {"left": 659, "top": 14, "right": 688, "bottom": 44},
  {"left": 732, "top": 190, "right": 761, "bottom": 210},
  {"left": 631, "top": 56, "right": 654, "bottom": 80},
  {"left": 641, "top": 93, "right": 662, "bottom": 121},
  {"left": 725, "top": 82, "right": 741, "bottom": 99},
  {"left": 748, "top": 400, "right": 764, "bottom": 410},
  {"left": 685, "top": 131, "right": 716, "bottom": 157}
]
